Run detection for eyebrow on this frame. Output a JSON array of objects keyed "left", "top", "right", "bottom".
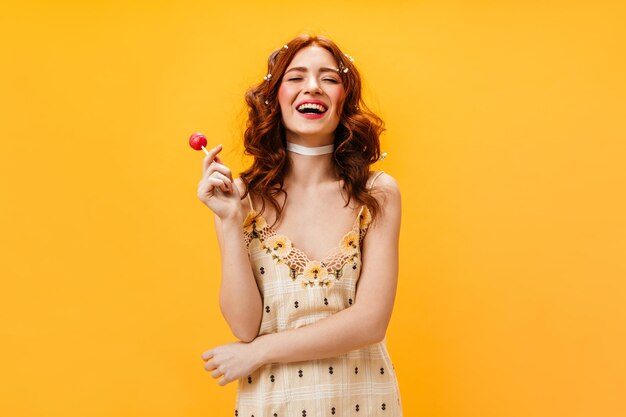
[{"left": 285, "top": 66, "right": 339, "bottom": 74}]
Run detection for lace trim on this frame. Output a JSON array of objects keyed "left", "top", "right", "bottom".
[{"left": 243, "top": 206, "right": 373, "bottom": 288}]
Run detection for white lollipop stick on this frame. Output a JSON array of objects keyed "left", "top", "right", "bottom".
[{"left": 201, "top": 145, "right": 209, "bottom": 156}]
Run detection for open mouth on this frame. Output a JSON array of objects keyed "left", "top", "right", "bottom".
[{"left": 296, "top": 103, "right": 328, "bottom": 115}]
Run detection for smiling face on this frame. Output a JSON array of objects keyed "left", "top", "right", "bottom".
[{"left": 277, "top": 45, "right": 346, "bottom": 145}]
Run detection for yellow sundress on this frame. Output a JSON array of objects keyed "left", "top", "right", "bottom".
[{"left": 235, "top": 170, "right": 402, "bottom": 417}]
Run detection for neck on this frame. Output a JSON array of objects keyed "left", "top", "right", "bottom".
[
  {"left": 286, "top": 141, "right": 334, "bottom": 155},
  {"left": 284, "top": 138, "right": 336, "bottom": 188}
]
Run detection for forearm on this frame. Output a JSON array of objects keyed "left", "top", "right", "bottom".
[
  {"left": 217, "top": 215, "right": 262, "bottom": 342},
  {"left": 253, "top": 304, "right": 383, "bottom": 367}
]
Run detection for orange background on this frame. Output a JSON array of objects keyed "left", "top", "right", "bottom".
[{"left": 1, "top": 1, "right": 625, "bottom": 416}]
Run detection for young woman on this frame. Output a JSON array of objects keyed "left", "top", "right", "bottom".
[{"left": 199, "top": 34, "right": 403, "bottom": 416}]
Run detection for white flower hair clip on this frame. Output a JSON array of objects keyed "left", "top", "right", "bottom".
[
  {"left": 337, "top": 52, "right": 355, "bottom": 74},
  {"left": 263, "top": 73, "right": 272, "bottom": 81},
  {"left": 337, "top": 64, "right": 349, "bottom": 74},
  {"left": 379, "top": 152, "right": 388, "bottom": 161}
]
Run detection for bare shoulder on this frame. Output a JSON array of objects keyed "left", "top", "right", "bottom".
[{"left": 369, "top": 171, "right": 401, "bottom": 204}]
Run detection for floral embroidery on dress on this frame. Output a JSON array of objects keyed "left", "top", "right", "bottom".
[
  {"left": 302, "top": 260, "right": 333, "bottom": 288},
  {"left": 243, "top": 206, "right": 372, "bottom": 288},
  {"left": 339, "top": 230, "right": 360, "bottom": 256},
  {"left": 243, "top": 211, "right": 267, "bottom": 235},
  {"left": 260, "top": 234, "right": 293, "bottom": 264},
  {"left": 358, "top": 204, "right": 372, "bottom": 230}
]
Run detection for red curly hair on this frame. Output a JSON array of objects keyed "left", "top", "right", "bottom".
[{"left": 239, "top": 33, "right": 387, "bottom": 228}]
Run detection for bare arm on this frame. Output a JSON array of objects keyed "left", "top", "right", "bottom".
[
  {"left": 252, "top": 173, "right": 401, "bottom": 366},
  {"left": 214, "top": 178, "right": 262, "bottom": 342}
]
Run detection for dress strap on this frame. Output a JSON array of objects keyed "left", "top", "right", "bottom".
[
  {"left": 367, "top": 171, "right": 385, "bottom": 191},
  {"left": 247, "top": 191, "right": 255, "bottom": 212}
]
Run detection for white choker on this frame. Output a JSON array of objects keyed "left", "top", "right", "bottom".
[{"left": 286, "top": 141, "right": 334, "bottom": 155}]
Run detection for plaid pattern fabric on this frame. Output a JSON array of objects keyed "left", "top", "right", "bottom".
[{"left": 236, "top": 171, "right": 402, "bottom": 417}]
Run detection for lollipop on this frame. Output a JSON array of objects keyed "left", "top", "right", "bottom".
[{"left": 189, "top": 132, "right": 209, "bottom": 155}]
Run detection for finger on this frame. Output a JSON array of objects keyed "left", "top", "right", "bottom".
[
  {"left": 211, "top": 368, "right": 223, "bottom": 378},
  {"left": 218, "top": 376, "right": 229, "bottom": 386},
  {"left": 210, "top": 172, "right": 233, "bottom": 193},
  {"left": 207, "top": 177, "right": 229, "bottom": 193},
  {"left": 202, "top": 146, "right": 222, "bottom": 174},
  {"left": 210, "top": 161, "right": 234, "bottom": 183},
  {"left": 203, "top": 159, "right": 234, "bottom": 183},
  {"left": 201, "top": 162, "right": 230, "bottom": 189},
  {"left": 204, "top": 360, "right": 218, "bottom": 371},
  {"left": 198, "top": 176, "right": 229, "bottom": 196},
  {"left": 202, "top": 144, "right": 223, "bottom": 176},
  {"left": 197, "top": 177, "right": 217, "bottom": 195},
  {"left": 201, "top": 350, "right": 214, "bottom": 361}
]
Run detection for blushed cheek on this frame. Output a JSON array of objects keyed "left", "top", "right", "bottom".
[
  {"left": 334, "top": 92, "right": 347, "bottom": 116},
  {"left": 277, "top": 84, "right": 290, "bottom": 107}
]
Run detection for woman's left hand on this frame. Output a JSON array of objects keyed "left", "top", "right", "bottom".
[{"left": 201, "top": 340, "right": 262, "bottom": 386}]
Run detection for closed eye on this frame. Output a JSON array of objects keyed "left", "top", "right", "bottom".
[{"left": 288, "top": 78, "right": 339, "bottom": 83}]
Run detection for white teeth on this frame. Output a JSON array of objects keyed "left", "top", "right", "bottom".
[{"left": 296, "top": 103, "right": 327, "bottom": 112}]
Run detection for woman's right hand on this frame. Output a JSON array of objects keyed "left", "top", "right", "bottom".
[{"left": 197, "top": 144, "right": 242, "bottom": 221}]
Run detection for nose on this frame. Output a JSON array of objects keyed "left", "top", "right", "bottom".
[{"left": 304, "top": 76, "right": 323, "bottom": 94}]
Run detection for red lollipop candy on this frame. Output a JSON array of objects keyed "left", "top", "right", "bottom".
[{"left": 189, "top": 132, "right": 209, "bottom": 155}]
